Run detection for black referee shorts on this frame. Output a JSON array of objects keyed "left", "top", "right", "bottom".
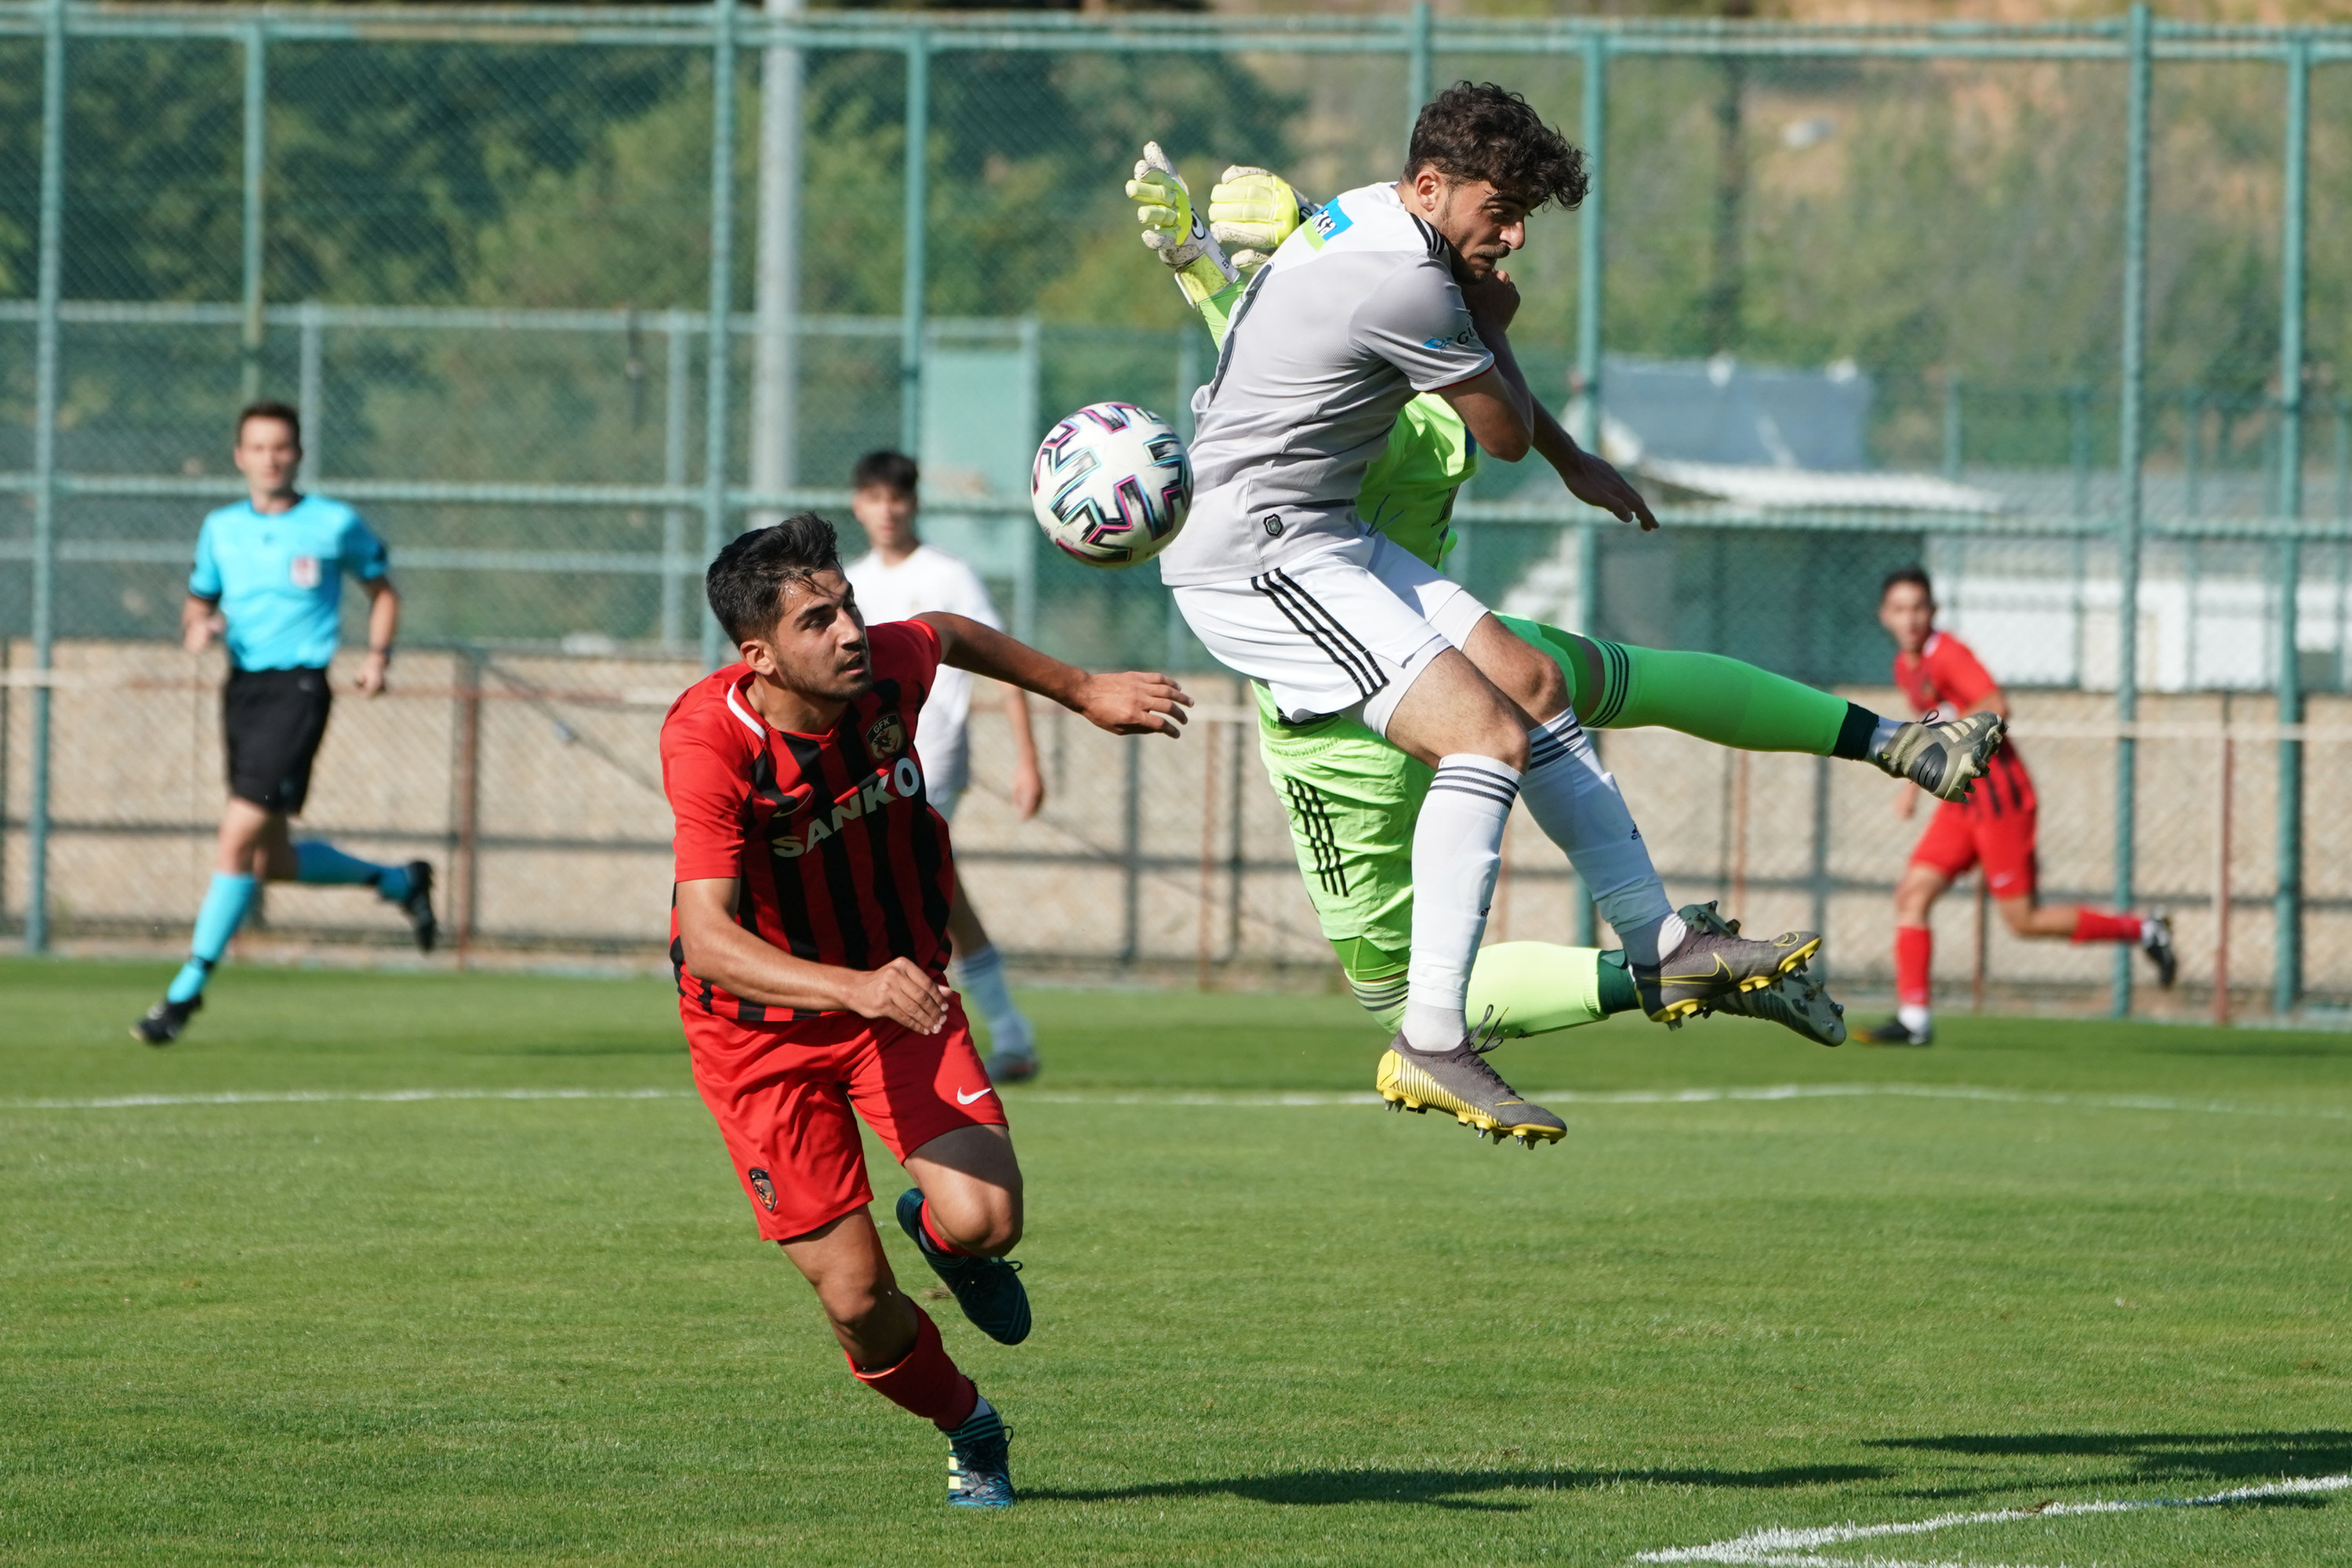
[{"left": 223, "top": 665, "right": 334, "bottom": 815}]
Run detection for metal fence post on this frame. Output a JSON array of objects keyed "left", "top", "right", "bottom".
[
  {"left": 1943, "top": 373, "right": 1962, "bottom": 479},
  {"left": 24, "top": 0, "right": 67, "bottom": 953},
  {"left": 1404, "top": 1, "right": 1432, "bottom": 151},
  {"left": 750, "top": 0, "right": 803, "bottom": 516},
  {"left": 1569, "top": 31, "right": 1606, "bottom": 952},
  {"left": 1120, "top": 733, "right": 1141, "bottom": 965},
  {"left": 2111, "top": 0, "right": 2151, "bottom": 1018},
  {"left": 241, "top": 20, "right": 267, "bottom": 404},
  {"left": 662, "top": 311, "right": 691, "bottom": 650},
  {"left": 296, "top": 299, "right": 322, "bottom": 488},
  {"left": 699, "top": 0, "right": 740, "bottom": 670},
  {"left": 2274, "top": 32, "right": 2309, "bottom": 1014},
  {"left": 898, "top": 27, "right": 929, "bottom": 456},
  {"left": 1573, "top": 32, "right": 1606, "bottom": 452}
]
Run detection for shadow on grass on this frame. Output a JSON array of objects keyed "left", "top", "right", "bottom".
[
  {"left": 1871, "top": 1431, "right": 2352, "bottom": 1494},
  {"left": 1029, "top": 1463, "right": 1890, "bottom": 1512}
]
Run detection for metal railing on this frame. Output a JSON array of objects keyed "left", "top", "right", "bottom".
[{"left": 6, "top": 2, "right": 2351, "bottom": 1019}]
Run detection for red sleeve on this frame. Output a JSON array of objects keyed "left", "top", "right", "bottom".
[
  {"left": 870, "top": 618, "right": 943, "bottom": 706},
  {"left": 662, "top": 698, "right": 753, "bottom": 883},
  {"left": 1923, "top": 636, "right": 1999, "bottom": 711}
]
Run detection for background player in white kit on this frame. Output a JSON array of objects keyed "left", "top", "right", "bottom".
[
  {"left": 844, "top": 450, "right": 1044, "bottom": 1082},
  {"left": 1157, "top": 84, "right": 1820, "bottom": 1142}
]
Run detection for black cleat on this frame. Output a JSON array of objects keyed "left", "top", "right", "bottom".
[
  {"left": 396, "top": 861, "right": 438, "bottom": 953},
  {"left": 2141, "top": 909, "right": 2177, "bottom": 988},
  {"left": 132, "top": 995, "right": 200, "bottom": 1047},
  {"left": 1878, "top": 710, "right": 2006, "bottom": 802},
  {"left": 1864, "top": 1017, "right": 1933, "bottom": 1048},
  {"left": 946, "top": 1403, "right": 1015, "bottom": 1508},
  {"left": 895, "top": 1189, "right": 1031, "bottom": 1345}
]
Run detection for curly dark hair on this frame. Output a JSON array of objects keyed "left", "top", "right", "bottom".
[{"left": 1404, "top": 82, "right": 1587, "bottom": 212}]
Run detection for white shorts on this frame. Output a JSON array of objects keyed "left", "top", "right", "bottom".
[
  {"left": 1172, "top": 532, "right": 1489, "bottom": 735},
  {"left": 931, "top": 787, "right": 963, "bottom": 822}
]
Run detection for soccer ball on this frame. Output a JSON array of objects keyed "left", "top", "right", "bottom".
[{"left": 1029, "top": 401, "right": 1192, "bottom": 568}]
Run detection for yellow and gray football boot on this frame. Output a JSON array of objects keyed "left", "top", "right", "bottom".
[
  {"left": 1876, "top": 710, "right": 2006, "bottom": 803},
  {"left": 1671, "top": 902, "right": 1843, "bottom": 1044},
  {"left": 1635, "top": 902, "right": 1821, "bottom": 1025},
  {"left": 1376, "top": 1014, "right": 1566, "bottom": 1147}
]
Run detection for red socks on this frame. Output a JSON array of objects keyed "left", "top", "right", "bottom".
[
  {"left": 918, "top": 1199, "right": 979, "bottom": 1260},
  {"left": 850, "top": 1302, "right": 978, "bottom": 1430},
  {"left": 1894, "top": 925, "right": 1933, "bottom": 1007},
  {"left": 2071, "top": 908, "right": 2144, "bottom": 945}
]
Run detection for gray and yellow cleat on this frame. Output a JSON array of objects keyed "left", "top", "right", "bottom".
[
  {"left": 1672, "top": 901, "right": 1842, "bottom": 1044},
  {"left": 1707, "top": 967, "right": 1847, "bottom": 1047},
  {"left": 1878, "top": 710, "right": 2006, "bottom": 803},
  {"left": 1376, "top": 1019, "right": 1566, "bottom": 1147},
  {"left": 1635, "top": 904, "right": 1821, "bottom": 1025}
]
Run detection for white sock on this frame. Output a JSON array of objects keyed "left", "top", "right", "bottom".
[
  {"left": 952, "top": 942, "right": 1033, "bottom": 1059},
  {"left": 1400, "top": 754, "right": 1519, "bottom": 1052},
  {"left": 1515, "top": 710, "right": 1675, "bottom": 964},
  {"left": 1898, "top": 1004, "right": 1932, "bottom": 1036},
  {"left": 1620, "top": 909, "right": 1690, "bottom": 971}
]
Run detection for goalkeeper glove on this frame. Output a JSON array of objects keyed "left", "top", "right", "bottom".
[
  {"left": 1208, "top": 166, "right": 1309, "bottom": 272},
  {"left": 1126, "top": 141, "right": 1238, "bottom": 309}
]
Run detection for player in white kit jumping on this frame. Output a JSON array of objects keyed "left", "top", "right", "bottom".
[
  {"left": 1156, "top": 83, "right": 1820, "bottom": 1142},
  {"left": 844, "top": 450, "right": 1044, "bottom": 1082}
]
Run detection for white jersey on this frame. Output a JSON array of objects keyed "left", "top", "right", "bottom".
[
  {"left": 1157, "top": 181, "right": 1494, "bottom": 587},
  {"left": 844, "top": 543, "right": 1002, "bottom": 796}
]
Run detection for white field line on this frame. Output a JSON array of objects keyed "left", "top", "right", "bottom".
[
  {"left": 1634, "top": 1472, "right": 2352, "bottom": 1567},
  {"left": 2, "top": 1082, "right": 2347, "bottom": 1120}
]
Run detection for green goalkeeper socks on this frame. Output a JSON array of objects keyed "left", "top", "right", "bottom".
[
  {"left": 1337, "top": 937, "right": 1636, "bottom": 1039},
  {"left": 1498, "top": 615, "right": 1880, "bottom": 760}
]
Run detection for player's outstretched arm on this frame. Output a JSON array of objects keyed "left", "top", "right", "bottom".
[
  {"left": 919, "top": 612, "right": 1192, "bottom": 739},
  {"left": 1530, "top": 401, "right": 1657, "bottom": 532},
  {"left": 675, "top": 877, "right": 953, "bottom": 1033}
]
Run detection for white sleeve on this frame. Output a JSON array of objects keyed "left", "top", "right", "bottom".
[
  {"left": 1351, "top": 257, "right": 1493, "bottom": 394},
  {"left": 949, "top": 558, "right": 1003, "bottom": 632}
]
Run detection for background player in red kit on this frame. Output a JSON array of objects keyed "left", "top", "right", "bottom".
[
  {"left": 1866, "top": 567, "right": 2176, "bottom": 1046},
  {"left": 662, "top": 516, "right": 1190, "bottom": 1506}
]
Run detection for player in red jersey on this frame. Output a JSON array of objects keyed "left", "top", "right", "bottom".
[
  {"left": 1865, "top": 567, "right": 2176, "bottom": 1046},
  {"left": 662, "top": 515, "right": 1189, "bottom": 1507}
]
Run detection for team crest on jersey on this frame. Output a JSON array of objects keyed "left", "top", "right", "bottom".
[
  {"left": 865, "top": 712, "right": 906, "bottom": 760},
  {"left": 1305, "top": 201, "right": 1353, "bottom": 249},
  {"left": 747, "top": 1168, "right": 777, "bottom": 1211},
  {"left": 289, "top": 555, "right": 321, "bottom": 589}
]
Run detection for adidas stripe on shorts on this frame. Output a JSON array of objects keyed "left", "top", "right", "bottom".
[{"left": 1172, "top": 529, "right": 1489, "bottom": 735}]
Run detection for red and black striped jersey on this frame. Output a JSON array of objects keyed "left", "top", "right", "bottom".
[
  {"left": 1894, "top": 630, "right": 2036, "bottom": 819},
  {"left": 661, "top": 619, "right": 956, "bottom": 1022}
]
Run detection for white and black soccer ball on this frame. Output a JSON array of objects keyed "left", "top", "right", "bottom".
[{"left": 1029, "top": 401, "right": 1192, "bottom": 568}]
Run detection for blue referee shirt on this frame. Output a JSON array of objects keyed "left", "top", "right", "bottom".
[{"left": 189, "top": 495, "right": 390, "bottom": 672}]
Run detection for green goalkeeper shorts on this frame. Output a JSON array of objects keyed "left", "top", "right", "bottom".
[{"left": 1252, "top": 681, "right": 1429, "bottom": 998}]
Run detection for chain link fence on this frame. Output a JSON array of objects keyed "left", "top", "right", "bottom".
[{"left": 5, "top": 4, "right": 2350, "bottom": 1018}]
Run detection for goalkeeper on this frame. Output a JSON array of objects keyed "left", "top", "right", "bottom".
[{"left": 1125, "top": 150, "right": 2005, "bottom": 1055}]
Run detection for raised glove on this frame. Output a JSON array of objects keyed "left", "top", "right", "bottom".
[
  {"left": 1208, "top": 165, "right": 1307, "bottom": 271},
  {"left": 1125, "top": 141, "right": 1238, "bottom": 308}
]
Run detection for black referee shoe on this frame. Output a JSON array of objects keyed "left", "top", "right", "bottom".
[
  {"left": 132, "top": 995, "right": 200, "bottom": 1047},
  {"left": 394, "top": 862, "right": 438, "bottom": 953}
]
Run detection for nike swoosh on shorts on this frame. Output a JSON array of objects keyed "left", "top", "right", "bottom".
[{"left": 957, "top": 1087, "right": 996, "bottom": 1105}]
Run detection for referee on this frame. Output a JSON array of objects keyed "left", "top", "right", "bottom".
[{"left": 136, "top": 401, "right": 437, "bottom": 1045}]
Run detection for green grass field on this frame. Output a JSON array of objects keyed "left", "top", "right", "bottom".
[{"left": 3, "top": 957, "right": 2348, "bottom": 1566}]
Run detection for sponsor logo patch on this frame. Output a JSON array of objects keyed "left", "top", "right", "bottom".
[
  {"left": 747, "top": 1167, "right": 778, "bottom": 1211},
  {"left": 289, "top": 555, "right": 321, "bottom": 589}
]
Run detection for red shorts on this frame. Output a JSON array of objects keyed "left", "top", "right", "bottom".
[
  {"left": 682, "top": 996, "right": 1007, "bottom": 1243},
  {"left": 1910, "top": 799, "right": 2038, "bottom": 899}
]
